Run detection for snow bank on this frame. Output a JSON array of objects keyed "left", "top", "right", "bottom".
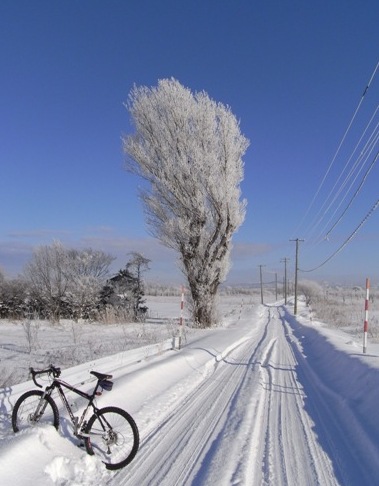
[
  {"left": 0, "top": 427, "right": 109, "bottom": 485},
  {"left": 285, "top": 301, "right": 379, "bottom": 454}
]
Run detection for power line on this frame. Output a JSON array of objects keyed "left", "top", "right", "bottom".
[
  {"left": 308, "top": 110, "right": 379, "bottom": 242},
  {"left": 300, "top": 198, "right": 379, "bottom": 273},
  {"left": 324, "top": 149, "right": 379, "bottom": 239},
  {"left": 293, "top": 59, "right": 379, "bottom": 238},
  {"left": 307, "top": 129, "right": 379, "bottom": 246}
]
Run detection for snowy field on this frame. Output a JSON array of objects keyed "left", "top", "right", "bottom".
[
  {"left": 0, "top": 295, "right": 198, "bottom": 388},
  {"left": 1, "top": 293, "right": 379, "bottom": 485}
]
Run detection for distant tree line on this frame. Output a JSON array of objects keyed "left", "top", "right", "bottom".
[{"left": 0, "top": 241, "right": 150, "bottom": 322}]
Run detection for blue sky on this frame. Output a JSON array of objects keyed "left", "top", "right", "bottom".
[{"left": 1, "top": 0, "right": 379, "bottom": 286}]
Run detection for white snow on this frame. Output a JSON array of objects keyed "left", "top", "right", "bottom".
[{"left": 1, "top": 295, "right": 379, "bottom": 485}]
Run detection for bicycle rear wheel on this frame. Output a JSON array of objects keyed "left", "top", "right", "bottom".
[
  {"left": 12, "top": 390, "right": 59, "bottom": 433},
  {"left": 85, "top": 406, "right": 139, "bottom": 470}
]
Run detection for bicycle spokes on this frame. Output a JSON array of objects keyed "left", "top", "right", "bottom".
[{"left": 84, "top": 407, "right": 139, "bottom": 470}]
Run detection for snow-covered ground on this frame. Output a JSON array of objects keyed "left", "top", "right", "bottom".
[{"left": 1, "top": 295, "right": 379, "bottom": 485}]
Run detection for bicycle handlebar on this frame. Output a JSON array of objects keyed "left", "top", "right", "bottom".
[{"left": 30, "top": 365, "right": 61, "bottom": 388}]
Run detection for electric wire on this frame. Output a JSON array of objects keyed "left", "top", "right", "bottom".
[
  {"left": 323, "top": 148, "right": 379, "bottom": 239},
  {"left": 307, "top": 107, "right": 379, "bottom": 241},
  {"left": 311, "top": 128, "right": 379, "bottom": 243},
  {"left": 300, "top": 197, "right": 379, "bottom": 272},
  {"left": 303, "top": 118, "right": 379, "bottom": 242},
  {"left": 293, "top": 60, "right": 379, "bottom": 239}
]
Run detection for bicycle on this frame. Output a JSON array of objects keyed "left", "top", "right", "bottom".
[{"left": 11, "top": 364, "right": 139, "bottom": 470}]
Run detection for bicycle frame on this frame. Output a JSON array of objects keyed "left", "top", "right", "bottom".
[
  {"left": 13, "top": 365, "right": 139, "bottom": 470},
  {"left": 42, "top": 378, "right": 102, "bottom": 437}
]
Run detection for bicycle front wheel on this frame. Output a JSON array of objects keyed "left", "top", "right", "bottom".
[
  {"left": 12, "top": 390, "right": 59, "bottom": 433},
  {"left": 85, "top": 406, "right": 139, "bottom": 470}
]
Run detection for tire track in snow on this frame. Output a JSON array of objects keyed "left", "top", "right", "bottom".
[
  {"left": 193, "top": 319, "right": 276, "bottom": 485},
  {"left": 109, "top": 305, "right": 357, "bottom": 485},
  {"left": 260, "top": 307, "right": 337, "bottom": 485},
  {"left": 109, "top": 317, "right": 273, "bottom": 485}
]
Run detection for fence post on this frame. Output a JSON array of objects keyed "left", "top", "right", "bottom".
[{"left": 363, "top": 278, "right": 370, "bottom": 354}]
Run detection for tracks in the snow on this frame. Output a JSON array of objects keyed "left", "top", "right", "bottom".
[{"left": 109, "top": 305, "right": 377, "bottom": 485}]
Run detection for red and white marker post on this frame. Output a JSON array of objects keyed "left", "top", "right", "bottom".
[
  {"left": 363, "top": 278, "right": 370, "bottom": 354},
  {"left": 179, "top": 286, "right": 184, "bottom": 349}
]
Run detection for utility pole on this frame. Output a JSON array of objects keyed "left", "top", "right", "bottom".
[
  {"left": 258, "top": 265, "right": 265, "bottom": 305},
  {"left": 281, "top": 258, "right": 290, "bottom": 305},
  {"left": 275, "top": 272, "right": 278, "bottom": 301},
  {"left": 290, "top": 239, "right": 304, "bottom": 315}
]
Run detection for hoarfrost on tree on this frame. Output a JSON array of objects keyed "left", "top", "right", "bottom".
[{"left": 123, "top": 78, "right": 249, "bottom": 327}]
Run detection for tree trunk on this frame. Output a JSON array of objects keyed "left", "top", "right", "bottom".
[{"left": 187, "top": 274, "right": 218, "bottom": 328}]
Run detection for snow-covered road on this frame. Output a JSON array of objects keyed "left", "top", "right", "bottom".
[
  {"left": 111, "top": 303, "right": 379, "bottom": 485},
  {"left": 113, "top": 305, "right": 341, "bottom": 485},
  {"left": 3, "top": 300, "right": 379, "bottom": 485}
]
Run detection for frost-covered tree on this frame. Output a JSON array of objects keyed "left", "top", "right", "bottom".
[
  {"left": 123, "top": 79, "right": 249, "bottom": 327},
  {"left": 298, "top": 280, "right": 323, "bottom": 306},
  {"left": 126, "top": 252, "right": 150, "bottom": 317},
  {"left": 24, "top": 242, "right": 114, "bottom": 321},
  {"left": 0, "top": 277, "right": 29, "bottom": 319},
  {"left": 67, "top": 248, "right": 115, "bottom": 279},
  {"left": 24, "top": 241, "right": 71, "bottom": 321},
  {"left": 99, "top": 267, "right": 137, "bottom": 319},
  {"left": 65, "top": 248, "right": 115, "bottom": 320},
  {"left": 99, "top": 253, "right": 150, "bottom": 321}
]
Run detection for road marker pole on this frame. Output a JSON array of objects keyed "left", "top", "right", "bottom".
[
  {"left": 363, "top": 278, "right": 370, "bottom": 354},
  {"left": 179, "top": 286, "right": 184, "bottom": 349}
]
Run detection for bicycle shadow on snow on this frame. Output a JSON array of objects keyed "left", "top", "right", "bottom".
[{"left": 280, "top": 305, "right": 379, "bottom": 485}]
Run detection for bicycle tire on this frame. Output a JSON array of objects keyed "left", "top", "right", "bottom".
[
  {"left": 12, "top": 390, "right": 59, "bottom": 433},
  {"left": 85, "top": 406, "right": 139, "bottom": 470}
]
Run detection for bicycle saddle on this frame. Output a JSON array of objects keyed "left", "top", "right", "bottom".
[{"left": 90, "top": 371, "right": 113, "bottom": 380}]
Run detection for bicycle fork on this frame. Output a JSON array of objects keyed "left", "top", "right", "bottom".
[
  {"left": 97, "top": 414, "right": 117, "bottom": 455},
  {"left": 86, "top": 413, "right": 115, "bottom": 455},
  {"left": 31, "top": 394, "right": 51, "bottom": 423}
]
